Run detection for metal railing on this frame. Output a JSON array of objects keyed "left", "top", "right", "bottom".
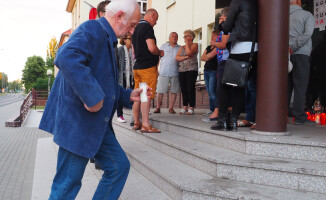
[{"left": 32, "top": 90, "right": 49, "bottom": 109}]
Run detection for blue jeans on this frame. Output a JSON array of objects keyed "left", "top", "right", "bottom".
[
  {"left": 49, "top": 129, "right": 130, "bottom": 200},
  {"left": 245, "top": 69, "right": 257, "bottom": 122},
  {"left": 204, "top": 70, "right": 217, "bottom": 111}
]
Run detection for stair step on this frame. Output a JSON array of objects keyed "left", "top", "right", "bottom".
[
  {"left": 122, "top": 109, "right": 326, "bottom": 163},
  {"left": 116, "top": 132, "right": 326, "bottom": 200},
  {"left": 121, "top": 168, "right": 172, "bottom": 200},
  {"left": 114, "top": 122, "right": 326, "bottom": 194},
  {"left": 88, "top": 151, "right": 171, "bottom": 200}
]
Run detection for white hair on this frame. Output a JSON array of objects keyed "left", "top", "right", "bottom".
[{"left": 106, "top": 0, "right": 139, "bottom": 20}]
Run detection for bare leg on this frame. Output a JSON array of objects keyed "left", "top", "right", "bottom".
[
  {"left": 141, "top": 96, "right": 151, "bottom": 127},
  {"left": 156, "top": 93, "right": 163, "bottom": 109},
  {"left": 132, "top": 102, "right": 141, "bottom": 125},
  {"left": 209, "top": 108, "right": 219, "bottom": 119},
  {"left": 169, "top": 93, "right": 177, "bottom": 110}
]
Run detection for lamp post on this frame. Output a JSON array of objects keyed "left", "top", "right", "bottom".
[{"left": 47, "top": 69, "right": 53, "bottom": 96}]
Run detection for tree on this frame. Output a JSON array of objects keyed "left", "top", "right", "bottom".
[
  {"left": 47, "top": 37, "right": 58, "bottom": 61},
  {"left": 46, "top": 37, "right": 58, "bottom": 71},
  {"left": 0, "top": 72, "right": 8, "bottom": 92},
  {"left": 22, "top": 56, "right": 46, "bottom": 92},
  {"left": 8, "top": 79, "right": 22, "bottom": 92}
]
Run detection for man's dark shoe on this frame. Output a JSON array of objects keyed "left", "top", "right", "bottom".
[
  {"left": 211, "top": 121, "right": 228, "bottom": 131},
  {"left": 294, "top": 120, "right": 315, "bottom": 125},
  {"left": 130, "top": 122, "right": 134, "bottom": 126}
]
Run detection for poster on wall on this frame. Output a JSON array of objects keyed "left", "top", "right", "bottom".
[{"left": 314, "top": 0, "right": 326, "bottom": 31}]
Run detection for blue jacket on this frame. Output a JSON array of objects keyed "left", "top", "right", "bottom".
[{"left": 39, "top": 17, "right": 132, "bottom": 158}]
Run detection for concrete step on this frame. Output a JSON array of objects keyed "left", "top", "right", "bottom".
[
  {"left": 121, "top": 109, "right": 326, "bottom": 163},
  {"left": 32, "top": 137, "right": 171, "bottom": 200},
  {"left": 90, "top": 165, "right": 172, "bottom": 200},
  {"left": 114, "top": 122, "right": 326, "bottom": 194},
  {"left": 115, "top": 132, "right": 326, "bottom": 200}
]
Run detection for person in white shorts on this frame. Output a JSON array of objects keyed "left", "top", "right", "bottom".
[{"left": 154, "top": 32, "right": 181, "bottom": 114}]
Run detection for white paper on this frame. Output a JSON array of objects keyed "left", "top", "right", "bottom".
[{"left": 139, "top": 82, "right": 148, "bottom": 102}]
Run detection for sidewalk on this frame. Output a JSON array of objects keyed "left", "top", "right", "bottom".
[{"left": 0, "top": 102, "right": 50, "bottom": 200}]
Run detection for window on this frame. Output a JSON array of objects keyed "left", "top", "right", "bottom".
[{"left": 137, "top": 0, "right": 147, "bottom": 14}]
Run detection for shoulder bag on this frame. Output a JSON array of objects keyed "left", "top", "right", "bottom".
[{"left": 221, "top": 22, "right": 257, "bottom": 88}]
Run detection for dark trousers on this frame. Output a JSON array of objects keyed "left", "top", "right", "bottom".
[
  {"left": 288, "top": 54, "right": 310, "bottom": 122},
  {"left": 219, "top": 84, "right": 245, "bottom": 116},
  {"left": 117, "top": 75, "right": 134, "bottom": 117},
  {"left": 179, "top": 71, "right": 198, "bottom": 107},
  {"left": 215, "top": 60, "right": 226, "bottom": 108},
  {"left": 245, "top": 68, "right": 257, "bottom": 122}
]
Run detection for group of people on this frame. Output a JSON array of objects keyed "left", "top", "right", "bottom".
[{"left": 38, "top": 0, "right": 316, "bottom": 199}]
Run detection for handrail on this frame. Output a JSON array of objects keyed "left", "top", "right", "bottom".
[
  {"left": 19, "top": 91, "right": 33, "bottom": 124},
  {"left": 32, "top": 90, "right": 48, "bottom": 109}
]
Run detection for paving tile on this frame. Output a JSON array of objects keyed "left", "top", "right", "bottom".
[{"left": 0, "top": 101, "right": 51, "bottom": 200}]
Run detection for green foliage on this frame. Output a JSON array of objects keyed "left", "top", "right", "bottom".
[
  {"left": 32, "top": 77, "right": 54, "bottom": 90},
  {"left": 22, "top": 56, "right": 46, "bottom": 92},
  {"left": 46, "top": 57, "right": 54, "bottom": 69},
  {"left": 0, "top": 72, "right": 8, "bottom": 91}
]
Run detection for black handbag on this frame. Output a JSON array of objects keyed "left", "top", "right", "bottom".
[{"left": 221, "top": 22, "right": 257, "bottom": 88}]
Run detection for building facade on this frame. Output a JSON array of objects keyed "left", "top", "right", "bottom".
[{"left": 150, "top": 0, "right": 216, "bottom": 72}]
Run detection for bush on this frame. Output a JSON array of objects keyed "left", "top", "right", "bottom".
[{"left": 32, "top": 77, "right": 54, "bottom": 90}]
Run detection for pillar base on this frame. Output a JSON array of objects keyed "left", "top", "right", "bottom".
[{"left": 251, "top": 130, "right": 291, "bottom": 136}]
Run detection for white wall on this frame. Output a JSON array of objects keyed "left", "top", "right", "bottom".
[{"left": 151, "top": 0, "right": 215, "bottom": 71}]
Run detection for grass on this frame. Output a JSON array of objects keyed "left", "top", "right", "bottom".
[{"left": 31, "top": 105, "right": 46, "bottom": 110}]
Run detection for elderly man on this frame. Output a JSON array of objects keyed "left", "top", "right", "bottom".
[
  {"left": 132, "top": 8, "right": 163, "bottom": 133},
  {"left": 288, "top": 0, "right": 315, "bottom": 125},
  {"left": 154, "top": 32, "right": 181, "bottom": 114},
  {"left": 39, "top": 0, "right": 142, "bottom": 199}
]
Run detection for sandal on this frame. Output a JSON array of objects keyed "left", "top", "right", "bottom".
[
  {"left": 179, "top": 109, "right": 187, "bottom": 115},
  {"left": 140, "top": 125, "right": 161, "bottom": 133},
  {"left": 237, "top": 120, "right": 253, "bottom": 127},
  {"left": 250, "top": 123, "right": 256, "bottom": 130},
  {"left": 132, "top": 123, "right": 142, "bottom": 130}
]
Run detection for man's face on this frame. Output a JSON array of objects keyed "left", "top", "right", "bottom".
[
  {"left": 169, "top": 33, "right": 178, "bottom": 45},
  {"left": 150, "top": 13, "right": 159, "bottom": 27},
  {"left": 116, "top": 9, "right": 141, "bottom": 38}
]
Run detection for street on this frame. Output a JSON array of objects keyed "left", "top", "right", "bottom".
[{"left": 0, "top": 93, "right": 25, "bottom": 107}]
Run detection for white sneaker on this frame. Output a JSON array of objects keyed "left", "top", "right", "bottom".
[{"left": 117, "top": 116, "right": 126, "bottom": 123}]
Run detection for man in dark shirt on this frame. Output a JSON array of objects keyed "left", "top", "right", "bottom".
[{"left": 132, "top": 8, "right": 164, "bottom": 133}]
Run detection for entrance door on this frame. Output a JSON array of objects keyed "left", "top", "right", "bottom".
[{"left": 304, "top": 0, "right": 326, "bottom": 110}]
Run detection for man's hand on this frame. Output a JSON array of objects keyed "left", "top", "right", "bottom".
[
  {"left": 130, "top": 86, "right": 152, "bottom": 102},
  {"left": 159, "top": 50, "right": 164, "bottom": 57},
  {"left": 84, "top": 99, "right": 103, "bottom": 112}
]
